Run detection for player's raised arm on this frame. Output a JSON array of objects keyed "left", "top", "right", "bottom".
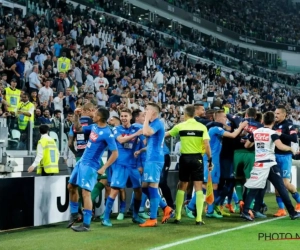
[
  {"left": 143, "top": 109, "right": 155, "bottom": 136},
  {"left": 223, "top": 121, "right": 248, "bottom": 138},
  {"left": 74, "top": 108, "right": 83, "bottom": 132}
]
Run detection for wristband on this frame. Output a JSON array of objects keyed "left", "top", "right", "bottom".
[{"left": 208, "top": 158, "right": 212, "bottom": 164}]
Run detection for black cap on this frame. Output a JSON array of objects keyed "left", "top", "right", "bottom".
[{"left": 11, "top": 78, "right": 17, "bottom": 82}]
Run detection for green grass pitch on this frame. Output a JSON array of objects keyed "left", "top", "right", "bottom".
[{"left": 1, "top": 193, "right": 300, "bottom": 250}]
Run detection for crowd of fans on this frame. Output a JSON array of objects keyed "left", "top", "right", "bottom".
[
  {"left": 0, "top": 0, "right": 300, "bottom": 153},
  {"left": 166, "top": 0, "right": 300, "bottom": 46}
]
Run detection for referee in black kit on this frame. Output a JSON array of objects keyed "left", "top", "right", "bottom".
[{"left": 165, "top": 105, "right": 212, "bottom": 225}]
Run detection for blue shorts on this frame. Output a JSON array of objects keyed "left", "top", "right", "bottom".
[
  {"left": 69, "top": 161, "right": 98, "bottom": 192},
  {"left": 110, "top": 164, "right": 141, "bottom": 189},
  {"left": 275, "top": 154, "right": 292, "bottom": 179},
  {"left": 107, "top": 165, "right": 113, "bottom": 185},
  {"left": 203, "top": 159, "right": 220, "bottom": 184},
  {"left": 143, "top": 161, "right": 164, "bottom": 183}
]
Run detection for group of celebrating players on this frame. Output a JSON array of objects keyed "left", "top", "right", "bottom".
[{"left": 64, "top": 102, "right": 300, "bottom": 232}]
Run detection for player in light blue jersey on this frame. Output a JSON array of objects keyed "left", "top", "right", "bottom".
[
  {"left": 67, "top": 107, "right": 118, "bottom": 232},
  {"left": 139, "top": 103, "right": 173, "bottom": 227},
  {"left": 102, "top": 108, "right": 146, "bottom": 226},
  {"left": 186, "top": 110, "right": 247, "bottom": 219}
]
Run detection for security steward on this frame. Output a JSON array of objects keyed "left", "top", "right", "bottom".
[
  {"left": 165, "top": 105, "right": 212, "bottom": 225},
  {"left": 16, "top": 92, "right": 35, "bottom": 132},
  {"left": 28, "top": 124, "right": 59, "bottom": 176},
  {"left": 3, "top": 79, "right": 21, "bottom": 130},
  {"left": 57, "top": 52, "right": 71, "bottom": 73}
]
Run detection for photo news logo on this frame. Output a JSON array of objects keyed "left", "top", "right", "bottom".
[{"left": 258, "top": 233, "right": 300, "bottom": 241}]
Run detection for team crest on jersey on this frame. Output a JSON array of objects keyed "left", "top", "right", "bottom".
[
  {"left": 279, "top": 125, "right": 282, "bottom": 128},
  {"left": 99, "top": 131, "right": 103, "bottom": 135},
  {"left": 90, "top": 131, "right": 99, "bottom": 142}
]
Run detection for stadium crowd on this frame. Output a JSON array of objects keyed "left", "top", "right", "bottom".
[
  {"left": 166, "top": 0, "right": 300, "bottom": 46},
  {"left": 1, "top": 0, "right": 300, "bottom": 151}
]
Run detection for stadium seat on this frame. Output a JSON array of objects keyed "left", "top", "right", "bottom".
[
  {"left": 62, "top": 133, "right": 68, "bottom": 151},
  {"left": 49, "top": 131, "right": 59, "bottom": 149},
  {"left": 11, "top": 129, "right": 21, "bottom": 140}
]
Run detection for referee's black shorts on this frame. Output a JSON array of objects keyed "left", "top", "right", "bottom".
[{"left": 179, "top": 153, "right": 204, "bottom": 182}]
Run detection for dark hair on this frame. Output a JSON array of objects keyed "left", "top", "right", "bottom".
[
  {"left": 112, "top": 116, "right": 121, "bottom": 122},
  {"left": 194, "top": 103, "right": 204, "bottom": 108},
  {"left": 255, "top": 112, "right": 262, "bottom": 123},
  {"left": 97, "top": 106, "right": 109, "bottom": 122},
  {"left": 246, "top": 108, "right": 257, "bottom": 118},
  {"left": 131, "top": 109, "right": 142, "bottom": 123},
  {"left": 276, "top": 105, "right": 287, "bottom": 114},
  {"left": 263, "top": 111, "right": 275, "bottom": 125},
  {"left": 39, "top": 124, "right": 49, "bottom": 134},
  {"left": 184, "top": 105, "right": 195, "bottom": 118},
  {"left": 54, "top": 110, "right": 61, "bottom": 115}
]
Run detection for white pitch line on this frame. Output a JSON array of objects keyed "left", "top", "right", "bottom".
[{"left": 150, "top": 216, "right": 286, "bottom": 250}]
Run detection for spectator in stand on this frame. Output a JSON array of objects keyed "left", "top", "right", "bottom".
[
  {"left": 28, "top": 65, "right": 42, "bottom": 94},
  {"left": 53, "top": 91, "right": 64, "bottom": 114},
  {"left": 94, "top": 71, "right": 109, "bottom": 90},
  {"left": 96, "top": 85, "right": 108, "bottom": 107},
  {"left": 64, "top": 112, "right": 74, "bottom": 134}
]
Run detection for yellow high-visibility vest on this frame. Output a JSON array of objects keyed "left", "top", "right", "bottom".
[
  {"left": 57, "top": 57, "right": 71, "bottom": 73},
  {"left": 224, "top": 106, "right": 229, "bottom": 114},
  {"left": 5, "top": 87, "right": 21, "bottom": 113},
  {"left": 17, "top": 101, "right": 34, "bottom": 130},
  {"left": 37, "top": 136, "right": 59, "bottom": 174}
]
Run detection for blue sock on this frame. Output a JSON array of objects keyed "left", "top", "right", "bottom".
[
  {"left": 159, "top": 196, "right": 167, "bottom": 209},
  {"left": 187, "top": 194, "right": 196, "bottom": 211},
  {"left": 233, "top": 191, "right": 239, "bottom": 204},
  {"left": 148, "top": 187, "right": 159, "bottom": 219},
  {"left": 207, "top": 204, "right": 214, "bottom": 213},
  {"left": 213, "top": 190, "right": 220, "bottom": 206},
  {"left": 129, "top": 192, "right": 135, "bottom": 211},
  {"left": 104, "top": 197, "right": 115, "bottom": 221},
  {"left": 133, "top": 199, "right": 142, "bottom": 219},
  {"left": 202, "top": 188, "right": 206, "bottom": 195},
  {"left": 139, "top": 193, "right": 147, "bottom": 212},
  {"left": 276, "top": 196, "right": 285, "bottom": 209},
  {"left": 119, "top": 200, "right": 126, "bottom": 213},
  {"left": 292, "top": 192, "right": 300, "bottom": 203},
  {"left": 70, "top": 201, "right": 79, "bottom": 215},
  {"left": 83, "top": 209, "right": 92, "bottom": 227}
]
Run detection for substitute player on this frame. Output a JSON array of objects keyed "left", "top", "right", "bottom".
[
  {"left": 102, "top": 108, "right": 145, "bottom": 226},
  {"left": 273, "top": 105, "right": 300, "bottom": 216},
  {"left": 166, "top": 105, "right": 212, "bottom": 225},
  {"left": 139, "top": 103, "right": 173, "bottom": 227},
  {"left": 242, "top": 111, "right": 300, "bottom": 221},
  {"left": 67, "top": 107, "right": 118, "bottom": 232}
]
